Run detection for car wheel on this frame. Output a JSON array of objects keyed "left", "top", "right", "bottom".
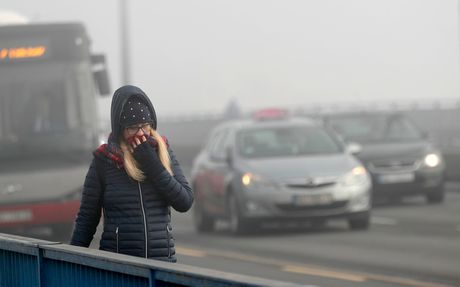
[
  {"left": 426, "top": 186, "right": 444, "bottom": 204},
  {"left": 194, "top": 203, "right": 215, "bottom": 232},
  {"left": 228, "top": 193, "right": 253, "bottom": 235},
  {"left": 348, "top": 215, "right": 370, "bottom": 231}
]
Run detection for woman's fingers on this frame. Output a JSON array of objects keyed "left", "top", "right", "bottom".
[{"left": 129, "top": 136, "right": 146, "bottom": 152}]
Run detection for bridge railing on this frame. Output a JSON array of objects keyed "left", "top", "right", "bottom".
[{"left": 0, "top": 233, "right": 298, "bottom": 287}]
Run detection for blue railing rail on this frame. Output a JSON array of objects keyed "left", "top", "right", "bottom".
[{"left": 0, "top": 233, "right": 299, "bottom": 287}]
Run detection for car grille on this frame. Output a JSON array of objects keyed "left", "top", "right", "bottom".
[
  {"left": 368, "top": 159, "right": 420, "bottom": 173},
  {"left": 276, "top": 200, "right": 347, "bottom": 212},
  {"left": 286, "top": 182, "right": 335, "bottom": 189},
  {"left": 284, "top": 176, "right": 337, "bottom": 189}
]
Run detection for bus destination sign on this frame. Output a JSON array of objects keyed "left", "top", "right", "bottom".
[{"left": 0, "top": 46, "right": 47, "bottom": 61}]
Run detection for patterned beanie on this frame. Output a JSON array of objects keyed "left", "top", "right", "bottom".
[{"left": 120, "top": 96, "right": 154, "bottom": 127}]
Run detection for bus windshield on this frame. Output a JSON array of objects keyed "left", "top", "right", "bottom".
[{"left": 0, "top": 63, "right": 94, "bottom": 159}]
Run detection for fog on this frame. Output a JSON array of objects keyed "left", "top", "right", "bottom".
[
  {"left": 2, "top": 2, "right": 460, "bottom": 286},
  {"left": 2, "top": 0, "right": 459, "bottom": 118}
]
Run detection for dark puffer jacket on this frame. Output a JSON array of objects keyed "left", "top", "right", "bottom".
[{"left": 70, "top": 85, "right": 193, "bottom": 262}]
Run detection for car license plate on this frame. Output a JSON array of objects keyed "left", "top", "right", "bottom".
[
  {"left": 293, "top": 194, "right": 333, "bottom": 206},
  {"left": 378, "top": 173, "right": 415, "bottom": 184}
]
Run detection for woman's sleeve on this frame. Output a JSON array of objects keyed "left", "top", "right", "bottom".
[
  {"left": 70, "top": 158, "right": 103, "bottom": 247},
  {"left": 133, "top": 142, "right": 194, "bottom": 212},
  {"left": 159, "top": 146, "right": 194, "bottom": 212}
]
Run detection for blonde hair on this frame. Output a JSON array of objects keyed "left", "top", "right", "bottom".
[{"left": 120, "top": 128, "right": 173, "bottom": 181}]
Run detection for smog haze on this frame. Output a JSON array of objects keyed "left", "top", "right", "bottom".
[{"left": 3, "top": 0, "right": 459, "bottom": 117}]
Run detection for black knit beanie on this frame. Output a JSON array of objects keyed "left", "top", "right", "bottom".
[{"left": 120, "top": 96, "right": 154, "bottom": 127}]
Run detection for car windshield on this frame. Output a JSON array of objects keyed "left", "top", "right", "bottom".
[
  {"left": 327, "top": 114, "right": 423, "bottom": 143},
  {"left": 236, "top": 125, "right": 342, "bottom": 158}
]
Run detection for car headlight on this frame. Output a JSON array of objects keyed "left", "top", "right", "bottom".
[
  {"left": 424, "top": 153, "right": 441, "bottom": 168},
  {"left": 340, "top": 166, "right": 369, "bottom": 187},
  {"left": 241, "top": 173, "right": 279, "bottom": 190}
]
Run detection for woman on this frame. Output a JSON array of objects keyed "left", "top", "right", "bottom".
[{"left": 70, "top": 85, "right": 193, "bottom": 262}]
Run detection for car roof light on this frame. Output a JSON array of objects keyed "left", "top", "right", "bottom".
[{"left": 252, "top": 108, "right": 289, "bottom": 121}]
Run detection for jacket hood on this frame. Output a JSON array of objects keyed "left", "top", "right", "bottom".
[{"left": 110, "top": 85, "right": 157, "bottom": 142}]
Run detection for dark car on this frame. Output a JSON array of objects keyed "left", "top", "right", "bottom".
[
  {"left": 191, "top": 110, "right": 371, "bottom": 234},
  {"left": 323, "top": 112, "right": 445, "bottom": 204}
]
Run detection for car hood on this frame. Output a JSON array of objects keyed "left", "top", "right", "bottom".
[
  {"left": 355, "top": 141, "right": 433, "bottom": 163},
  {"left": 237, "top": 153, "right": 360, "bottom": 181}
]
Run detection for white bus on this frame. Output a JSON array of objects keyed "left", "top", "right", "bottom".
[{"left": 0, "top": 22, "right": 110, "bottom": 239}]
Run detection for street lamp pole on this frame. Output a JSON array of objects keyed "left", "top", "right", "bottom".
[{"left": 120, "top": 0, "right": 131, "bottom": 84}]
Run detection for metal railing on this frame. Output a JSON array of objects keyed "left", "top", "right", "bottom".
[{"left": 0, "top": 233, "right": 299, "bottom": 287}]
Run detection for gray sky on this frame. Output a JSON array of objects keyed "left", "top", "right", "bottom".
[{"left": 2, "top": 0, "right": 459, "bottom": 117}]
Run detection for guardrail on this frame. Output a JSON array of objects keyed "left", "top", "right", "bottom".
[{"left": 0, "top": 233, "right": 299, "bottom": 287}]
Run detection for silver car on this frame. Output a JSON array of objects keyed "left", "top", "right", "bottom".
[{"left": 191, "top": 114, "right": 372, "bottom": 234}]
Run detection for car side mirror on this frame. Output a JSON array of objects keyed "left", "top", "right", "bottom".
[{"left": 346, "top": 142, "right": 362, "bottom": 155}]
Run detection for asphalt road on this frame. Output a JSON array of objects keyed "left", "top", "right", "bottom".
[
  {"left": 15, "top": 181, "right": 460, "bottom": 287},
  {"left": 168, "top": 184, "right": 460, "bottom": 287}
]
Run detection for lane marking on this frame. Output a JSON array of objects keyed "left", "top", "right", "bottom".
[
  {"left": 175, "top": 247, "right": 206, "bottom": 257},
  {"left": 365, "top": 273, "right": 452, "bottom": 287},
  {"left": 283, "top": 265, "right": 366, "bottom": 282},
  {"left": 371, "top": 216, "right": 398, "bottom": 225},
  {"left": 177, "top": 246, "right": 452, "bottom": 287}
]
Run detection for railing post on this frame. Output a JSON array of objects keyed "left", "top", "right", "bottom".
[
  {"left": 37, "top": 247, "right": 44, "bottom": 287},
  {"left": 149, "top": 270, "right": 156, "bottom": 287}
]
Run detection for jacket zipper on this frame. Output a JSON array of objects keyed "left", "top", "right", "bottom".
[
  {"left": 166, "top": 224, "right": 172, "bottom": 258},
  {"left": 115, "top": 227, "right": 119, "bottom": 253},
  {"left": 138, "top": 181, "right": 148, "bottom": 258},
  {"left": 167, "top": 207, "right": 172, "bottom": 258}
]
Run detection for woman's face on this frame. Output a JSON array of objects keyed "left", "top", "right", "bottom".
[{"left": 123, "top": 122, "right": 152, "bottom": 142}]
